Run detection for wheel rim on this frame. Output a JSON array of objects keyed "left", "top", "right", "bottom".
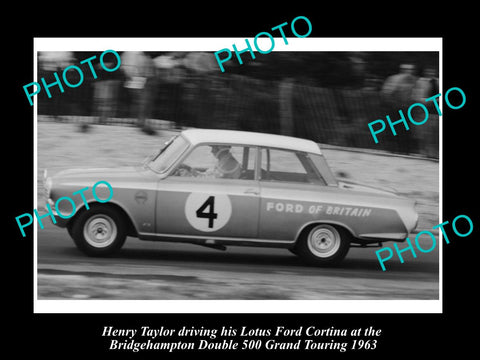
[
  {"left": 83, "top": 214, "right": 117, "bottom": 248},
  {"left": 307, "top": 225, "right": 341, "bottom": 258}
]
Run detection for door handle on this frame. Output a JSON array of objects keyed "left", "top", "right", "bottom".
[{"left": 244, "top": 188, "right": 259, "bottom": 195}]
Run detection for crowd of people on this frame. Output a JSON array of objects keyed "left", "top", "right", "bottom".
[{"left": 37, "top": 51, "right": 439, "bottom": 156}]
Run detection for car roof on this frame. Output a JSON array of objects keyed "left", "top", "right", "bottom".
[{"left": 181, "top": 129, "right": 322, "bottom": 154}]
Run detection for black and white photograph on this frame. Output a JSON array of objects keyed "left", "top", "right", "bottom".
[
  {"left": 33, "top": 39, "right": 441, "bottom": 312},
  {"left": 9, "top": 9, "right": 477, "bottom": 358}
]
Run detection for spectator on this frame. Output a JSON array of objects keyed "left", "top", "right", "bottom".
[
  {"left": 93, "top": 59, "right": 125, "bottom": 124},
  {"left": 121, "top": 51, "right": 157, "bottom": 134},
  {"left": 154, "top": 54, "right": 186, "bottom": 129},
  {"left": 381, "top": 64, "right": 418, "bottom": 154},
  {"left": 38, "top": 51, "right": 76, "bottom": 118},
  {"left": 381, "top": 63, "right": 417, "bottom": 106},
  {"left": 412, "top": 67, "right": 439, "bottom": 103},
  {"left": 411, "top": 67, "right": 439, "bottom": 157}
]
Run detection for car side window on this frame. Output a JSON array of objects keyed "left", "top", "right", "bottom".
[
  {"left": 260, "top": 148, "right": 325, "bottom": 184},
  {"left": 171, "top": 144, "right": 256, "bottom": 180}
]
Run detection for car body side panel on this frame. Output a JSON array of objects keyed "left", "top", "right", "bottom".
[
  {"left": 50, "top": 167, "right": 414, "bottom": 244},
  {"left": 154, "top": 176, "right": 260, "bottom": 238},
  {"left": 48, "top": 167, "right": 158, "bottom": 234},
  {"left": 259, "top": 181, "right": 410, "bottom": 242}
]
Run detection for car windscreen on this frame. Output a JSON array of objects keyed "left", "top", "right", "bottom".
[{"left": 147, "top": 135, "right": 189, "bottom": 173}]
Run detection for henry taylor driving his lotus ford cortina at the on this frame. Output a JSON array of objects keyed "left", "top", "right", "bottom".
[{"left": 44, "top": 129, "right": 418, "bottom": 266}]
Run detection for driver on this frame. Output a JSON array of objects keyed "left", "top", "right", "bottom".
[
  {"left": 176, "top": 145, "right": 242, "bottom": 179},
  {"left": 209, "top": 145, "right": 242, "bottom": 179}
]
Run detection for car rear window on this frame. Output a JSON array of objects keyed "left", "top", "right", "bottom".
[{"left": 260, "top": 148, "right": 326, "bottom": 184}]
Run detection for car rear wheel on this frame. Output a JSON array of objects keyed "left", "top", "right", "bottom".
[
  {"left": 70, "top": 205, "right": 127, "bottom": 256},
  {"left": 295, "top": 224, "right": 350, "bottom": 266}
]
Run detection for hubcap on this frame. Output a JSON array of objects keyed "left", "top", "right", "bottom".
[
  {"left": 83, "top": 214, "right": 117, "bottom": 248},
  {"left": 307, "top": 225, "right": 341, "bottom": 258}
]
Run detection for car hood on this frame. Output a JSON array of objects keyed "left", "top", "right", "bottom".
[
  {"left": 337, "top": 179, "right": 399, "bottom": 197},
  {"left": 49, "top": 166, "right": 152, "bottom": 184}
]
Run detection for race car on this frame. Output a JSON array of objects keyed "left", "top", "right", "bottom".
[{"left": 44, "top": 128, "right": 418, "bottom": 265}]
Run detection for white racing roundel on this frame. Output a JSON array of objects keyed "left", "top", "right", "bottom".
[{"left": 184, "top": 193, "right": 232, "bottom": 232}]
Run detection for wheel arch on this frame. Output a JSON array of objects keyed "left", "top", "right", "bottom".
[
  {"left": 67, "top": 200, "right": 138, "bottom": 238},
  {"left": 294, "top": 220, "right": 356, "bottom": 246}
]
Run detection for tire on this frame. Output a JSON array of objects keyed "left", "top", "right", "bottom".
[
  {"left": 295, "top": 224, "right": 350, "bottom": 266},
  {"left": 70, "top": 205, "right": 127, "bottom": 257}
]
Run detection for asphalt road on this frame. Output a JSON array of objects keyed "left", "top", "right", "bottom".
[
  {"left": 37, "top": 221, "right": 439, "bottom": 301},
  {"left": 35, "top": 122, "right": 440, "bottom": 303}
]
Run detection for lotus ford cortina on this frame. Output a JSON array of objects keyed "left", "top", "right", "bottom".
[{"left": 44, "top": 129, "right": 418, "bottom": 265}]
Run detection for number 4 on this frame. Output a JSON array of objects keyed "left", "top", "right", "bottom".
[{"left": 196, "top": 196, "right": 218, "bottom": 228}]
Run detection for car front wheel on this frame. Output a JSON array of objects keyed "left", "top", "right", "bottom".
[
  {"left": 70, "top": 205, "right": 127, "bottom": 257},
  {"left": 295, "top": 224, "right": 350, "bottom": 266}
]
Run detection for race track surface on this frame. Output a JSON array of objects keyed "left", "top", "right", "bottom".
[{"left": 37, "top": 222, "right": 439, "bottom": 301}]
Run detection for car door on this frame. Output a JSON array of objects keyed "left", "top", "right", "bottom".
[
  {"left": 154, "top": 144, "right": 260, "bottom": 239},
  {"left": 258, "top": 147, "right": 327, "bottom": 241}
]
